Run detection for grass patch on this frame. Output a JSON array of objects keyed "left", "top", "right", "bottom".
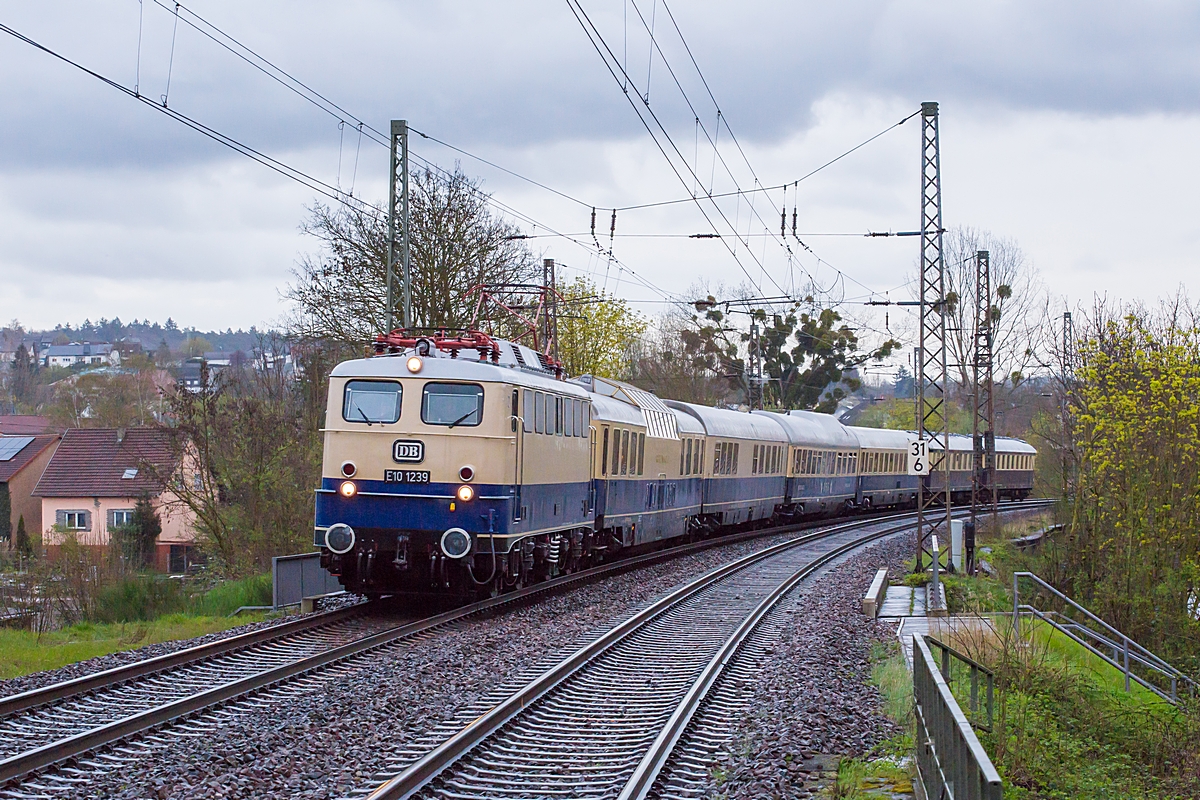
[
  {"left": 938, "top": 620, "right": 1200, "bottom": 799},
  {"left": 0, "top": 613, "right": 265, "bottom": 679}
]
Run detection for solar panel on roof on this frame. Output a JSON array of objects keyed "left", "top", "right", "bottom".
[{"left": 0, "top": 436, "right": 35, "bottom": 462}]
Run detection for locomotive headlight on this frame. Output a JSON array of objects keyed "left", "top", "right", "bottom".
[
  {"left": 406, "top": 356, "right": 423, "bottom": 373},
  {"left": 325, "top": 523, "right": 356, "bottom": 554},
  {"left": 341, "top": 461, "right": 357, "bottom": 478},
  {"left": 456, "top": 484, "right": 475, "bottom": 503},
  {"left": 440, "top": 527, "right": 472, "bottom": 559},
  {"left": 458, "top": 465, "right": 475, "bottom": 482},
  {"left": 339, "top": 480, "right": 358, "bottom": 498}
]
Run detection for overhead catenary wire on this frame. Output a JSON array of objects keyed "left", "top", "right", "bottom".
[
  {"left": 0, "top": 20, "right": 384, "bottom": 219},
  {"left": 564, "top": 0, "right": 786, "bottom": 299},
  {"left": 614, "top": 108, "right": 922, "bottom": 212},
  {"left": 154, "top": 0, "right": 908, "bottom": 312}
]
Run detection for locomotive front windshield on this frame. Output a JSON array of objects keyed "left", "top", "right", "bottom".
[
  {"left": 343, "top": 380, "right": 402, "bottom": 424},
  {"left": 422, "top": 382, "right": 484, "bottom": 427}
]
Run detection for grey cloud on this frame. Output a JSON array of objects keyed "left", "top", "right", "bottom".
[{"left": 1, "top": 1, "right": 1198, "bottom": 174}]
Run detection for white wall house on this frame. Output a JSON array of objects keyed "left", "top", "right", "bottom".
[{"left": 43, "top": 343, "right": 121, "bottom": 368}]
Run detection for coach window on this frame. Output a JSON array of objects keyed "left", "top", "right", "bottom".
[
  {"left": 534, "top": 392, "right": 545, "bottom": 433},
  {"left": 343, "top": 380, "right": 402, "bottom": 425},
  {"left": 601, "top": 427, "right": 609, "bottom": 475},
  {"left": 611, "top": 429, "right": 621, "bottom": 474},
  {"left": 554, "top": 397, "right": 563, "bottom": 436},
  {"left": 422, "top": 383, "right": 484, "bottom": 427},
  {"left": 638, "top": 433, "right": 646, "bottom": 475},
  {"left": 685, "top": 439, "right": 693, "bottom": 475}
]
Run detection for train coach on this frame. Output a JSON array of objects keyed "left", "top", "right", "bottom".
[{"left": 314, "top": 330, "right": 1037, "bottom": 600}]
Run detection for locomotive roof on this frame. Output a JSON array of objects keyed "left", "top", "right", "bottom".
[
  {"left": 764, "top": 410, "right": 860, "bottom": 449},
  {"left": 664, "top": 401, "right": 790, "bottom": 442},
  {"left": 330, "top": 354, "right": 591, "bottom": 397}
]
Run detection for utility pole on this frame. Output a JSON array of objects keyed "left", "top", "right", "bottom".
[
  {"left": 747, "top": 320, "right": 763, "bottom": 410},
  {"left": 543, "top": 258, "right": 559, "bottom": 361},
  {"left": 915, "top": 101, "right": 952, "bottom": 591},
  {"left": 970, "top": 250, "right": 996, "bottom": 574},
  {"left": 1060, "top": 311, "right": 1075, "bottom": 497},
  {"left": 386, "top": 119, "right": 411, "bottom": 332}
]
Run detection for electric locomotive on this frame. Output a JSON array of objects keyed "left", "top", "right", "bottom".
[{"left": 313, "top": 329, "right": 1037, "bottom": 599}]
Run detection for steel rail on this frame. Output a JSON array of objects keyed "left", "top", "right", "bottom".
[
  {"left": 365, "top": 515, "right": 923, "bottom": 800},
  {"left": 625, "top": 500, "right": 1052, "bottom": 800},
  {"left": 367, "top": 499, "right": 1051, "bottom": 800},
  {"left": 621, "top": 525, "right": 920, "bottom": 799},
  {"left": 0, "top": 500, "right": 1049, "bottom": 787},
  {"left": 0, "top": 504, "right": 929, "bottom": 723},
  {"left": 0, "top": 512, "right": 901, "bottom": 786},
  {"left": 0, "top": 603, "right": 370, "bottom": 718}
]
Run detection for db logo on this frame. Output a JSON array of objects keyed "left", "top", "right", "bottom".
[{"left": 392, "top": 440, "right": 425, "bottom": 463}]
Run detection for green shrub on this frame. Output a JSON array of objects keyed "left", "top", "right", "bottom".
[
  {"left": 95, "top": 576, "right": 187, "bottom": 623},
  {"left": 191, "top": 573, "right": 272, "bottom": 616}
]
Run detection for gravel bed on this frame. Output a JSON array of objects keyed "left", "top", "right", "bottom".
[
  {"left": 0, "top": 597, "right": 364, "bottom": 700},
  {"left": 704, "top": 533, "right": 913, "bottom": 799},
  {"left": 56, "top": 523, "right": 880, "bottom": 800}
]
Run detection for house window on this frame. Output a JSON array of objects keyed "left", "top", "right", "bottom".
[
  {"left": 112, "top": 510, "right": 134, "bottom": 528},
  {"left": 64, "top": 512, "right": 87, "bottom": 530}
]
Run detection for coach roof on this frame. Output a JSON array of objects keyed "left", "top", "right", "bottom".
[
  {"left": 763, "top": 410, "right": 859, "bottom": 449},
  {"left": 846, "top": 426, "right": 914, "bottom": 450},
  {"left": 664, "top": 401, "right": 789, "bottom": 442},
  {"left": 588, "top": 393, "right": 646, "bottom": 427}
]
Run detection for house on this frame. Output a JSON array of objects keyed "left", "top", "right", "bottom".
[
  {"left": 0, "top": 434, "right": 60, "bottom": 545},
  {"left": 0, "top": 329, "right": 23, "bottom": 364},
  {"left": 0, "top": 416, "right": 51, "bottom": 435},
  {"left": 33, "top": 428, "right": 198, "bottom": 572},
  {"left": 43, "top": 343, "right": 121, "bottom": 369}
]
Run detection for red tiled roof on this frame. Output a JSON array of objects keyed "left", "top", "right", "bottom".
[
  {"left": 0, "top": 435, "right": 59, "bottom": 483},
  {"left": 0, "top": 416, "right": 51, "bottom": 435},
  {"left": 33, "top": 428, "right": 181, "bottom": 498}
]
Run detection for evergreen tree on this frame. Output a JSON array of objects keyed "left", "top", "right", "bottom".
[
  {"left": 15, "top": 515, "right": 30, "bottom": 558},
  {"left": 132, "top": 495, "right": 162, "bottom": 567},
  {"left": 0, "top": 484, "right": 10, "bottom": 543}
]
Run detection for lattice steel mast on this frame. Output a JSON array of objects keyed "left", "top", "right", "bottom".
[
  {"left": 969, "top": 249, "right": 996, "bottom": 574},
  {"left": 386, "top": 119, "right": 412, "bottom": 331},
  {"left": 915, "top": 102, "right": 952, "bottom": 582}
]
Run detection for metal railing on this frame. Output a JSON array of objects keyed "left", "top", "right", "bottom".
[
  {"left": 913, "top": 634, "right": 1002, "bottom": 800},
  {"left": 1012, "top": 571, "right": 1197, "bottom": 702},
  {"left": 927, "top": 636, "right": 994, "bottom": 732},
  {"left": 272, "top": 552, "right": 343, "bottom": 610}
]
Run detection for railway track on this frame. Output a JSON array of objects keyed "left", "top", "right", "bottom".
[
  {"left": 0, "top": 500, "right": 1048, "bottom": 796},
  {"left": 363, "top": 500, "right": 1050, "bottom": 800}
]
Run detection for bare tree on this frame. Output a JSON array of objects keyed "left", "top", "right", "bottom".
[
  {"left": 286, "top": 166, "right": 541, "bottom": 345},
  {"left": 940, "top": 226, "right": 1046, "bottom": 390}
]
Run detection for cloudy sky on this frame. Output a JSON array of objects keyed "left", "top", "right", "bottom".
[{"left": 1, "top": 1, "right": 1198, "bottom": 339}]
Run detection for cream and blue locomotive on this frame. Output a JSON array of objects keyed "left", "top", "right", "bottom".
[{"left": 314, "top": 331, "right": 1037, "bottom": 599}]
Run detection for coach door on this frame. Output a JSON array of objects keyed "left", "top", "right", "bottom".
[{"left": 513, "top": 388, "right": 525, "bottom": 522}]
